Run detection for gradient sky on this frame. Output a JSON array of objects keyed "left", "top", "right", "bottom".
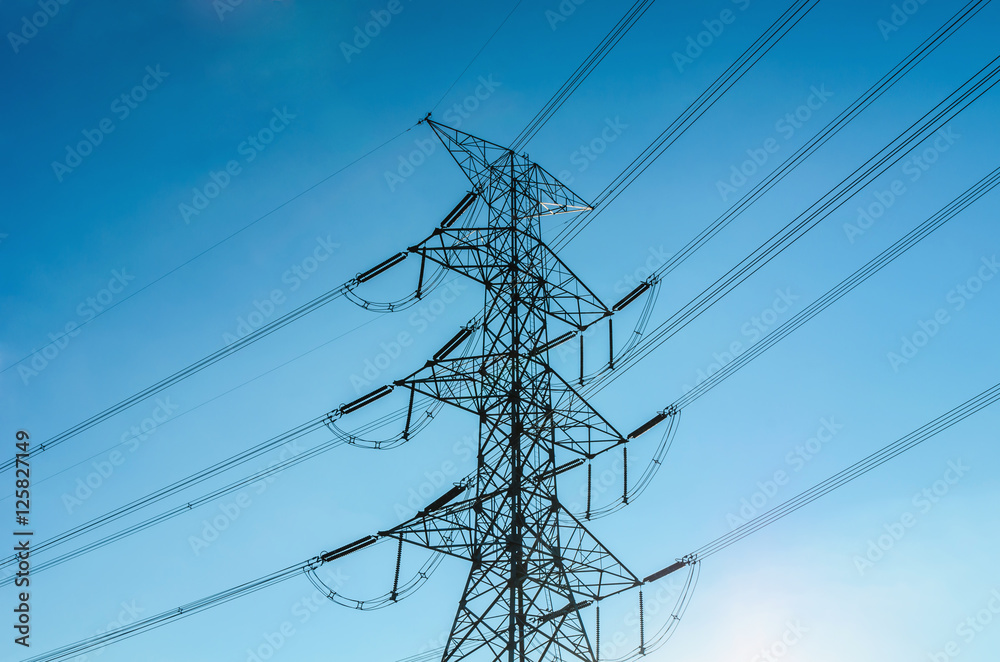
[{"left": 2, "top": 1, "right": 999, "bottom": 661}]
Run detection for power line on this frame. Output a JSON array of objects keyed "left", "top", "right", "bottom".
[
  {"left": 693, "top": 382, "right": 1000, "bottom": 558},
  {"left": 572, "top": 166, "right": 1000, "bottom": 516},
  {"left": 25, "top": 378, "right": 998, "bottom": 662},
  {"left": 4, "top": 0, "right": 530, "bottom": 378},
  {"left": 589, "top": 55, "right": 1000, "bottom": 392},
  {"left": 0, "top": 311, "right": 386, "bottom": 497},
  {"left": 552, "top": 0, "right": 821, "bottom": 250},
  {"left": 431, "top": 0, "right": 525, "bottom": 112},
  {"left": 0, "top": 329, "right": 483, "bottom": 580},
  {"left": 511, "top": 0, "right": 659, "bottom": 151},
  {"left": 4, "top": 0, "right": 664, "bottom": 477},
  {"left": 673, "top": 166, "right": 1000, "bottom": 410},
  {"left": 644, "top": 0, "right": 988, "bottom": 284},
  {"left": 0, "top": 125, "right": 414, "bottom": 377}
]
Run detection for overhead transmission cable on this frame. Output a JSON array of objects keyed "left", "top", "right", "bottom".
[
  {"left": 511, "top": 0, "right": 659, "bottom": 150},
  {"left": 551, "top": 0, "right": 821, "bottom": 250},
  {"left": 692, "top": 381, "right": 1000, "bottom": 558},
  {"left": 0, "top": 330, "right": 483, "bottom": 581},
  {"left": 25, "top": 0, "right": 992, "bottom": 588},
  {"left": 577, "top": 167, "right": 1000, "bottom": 515},
  {"left": 0, "top": 126, "right": 414, "bottom": 377},
  {"left": 2, "top": 0, "right": 529, "bottom": 377},
  {"left": 23, "top": 380, "right": 1000, "bottom": 662},
  {"left": 25, "top": 0, "right": 908, "bottom": 564},
  {"left": 587, "top": 54, "right": 1000, "bottom": 394},
  {"left": 3, "top": 0, "right": 663, "bottom": 476},
  {"left": 430, "top": 0, "right": 525, "bottom": 112},
  {"left": 586, "top": 0, "right": 989, "bottom": 281},
  {"left": 0, "top": 399, "right": 437, "bottom": 583}
]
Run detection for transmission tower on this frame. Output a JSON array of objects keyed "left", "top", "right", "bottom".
[{"left": 330, "top": 119, "right": 683, "bottom": 662}]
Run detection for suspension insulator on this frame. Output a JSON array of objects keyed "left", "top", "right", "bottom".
[
  {"left": 415, "top": 252, "right": 427, "bottom": 299},
  {"left": 357, "top": 252, "right": 408, "bottom": 284},
  {"left": 611, "top": 281, "right": 651, "bottom": 311},
  {"left": 639, "top": 590, "right": 646, "bottom": 654},
  {"left": 441, "top": 192, "right": 477, "bottom": 228},
  {"left": 434, "top": 327, "right": 474, "bottom": 361},
  {"left": 341, "top": 385, "right": 394, "bottom": 414},
  {"left": 622, "top": 445, "right": 629, "bottom": 505},
  {"left": 391, "top": 538, "right": 403, "bottom": 602},
  {"left": 608, "top": 318, "right": 615, "bottom": 370},
  {"left": 586, "top": 464, "right": 593, "bottom": 520},
  {"left": 595, "top": 605, "right": 601, "bottom": 661}
]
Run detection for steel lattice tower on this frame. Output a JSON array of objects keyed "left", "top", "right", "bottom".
[{"left": 350, "top": 119, "right": 661, "bottom": 662}]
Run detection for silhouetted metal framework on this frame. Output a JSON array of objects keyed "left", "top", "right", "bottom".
[{"left": 375, "top": 119, "right": 654, "bottom": 662}]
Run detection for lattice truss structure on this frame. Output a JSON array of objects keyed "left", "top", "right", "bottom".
[{"left": 372, "top": 120, "right": 647, "bottom": 662}]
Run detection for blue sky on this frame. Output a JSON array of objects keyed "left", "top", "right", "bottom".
[{"left": 1, "top": 0, "right": 999, "bottom": 660}]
